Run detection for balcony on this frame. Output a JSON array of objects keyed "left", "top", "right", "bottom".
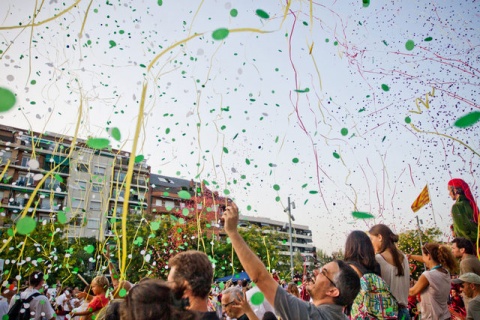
[{"left": 0, "top": 178, "right": 67, "bottom": 196}]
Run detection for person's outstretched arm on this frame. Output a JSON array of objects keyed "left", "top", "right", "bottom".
[{"left": 223, "top": 201, "right": 279, "bottom": 307}]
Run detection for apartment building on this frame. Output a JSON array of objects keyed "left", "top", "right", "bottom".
[
  {"left": 0, "top": 125, "right": 150, "bottom": 240},
  {"left": 238, "top": 215, "right": 316, "bottom": 266},
  {"left": 0, "top": 124, "right": 314, "bottom": 263}
]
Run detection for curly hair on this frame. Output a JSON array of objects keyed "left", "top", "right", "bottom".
[
  {"left": 422, "top": 243, "right": 458, "bottom": 273},
  {"left": 369, "top": 224, "right": 405, "bottom": 276},
  {"left": 168, "top": 250, "right": 213, "bottom": 299}
]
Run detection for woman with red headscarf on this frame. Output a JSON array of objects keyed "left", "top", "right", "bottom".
[{"left": 448, "top": 178, "right": 479, "bottom": 245}]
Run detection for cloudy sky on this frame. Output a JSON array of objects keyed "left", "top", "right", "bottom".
[{"left": 1, "top": 0, "right": 479, "bottom": 253}]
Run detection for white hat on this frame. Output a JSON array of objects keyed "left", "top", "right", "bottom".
[{"left": 452, "top": 273, "right": 480, "bottom": 285}]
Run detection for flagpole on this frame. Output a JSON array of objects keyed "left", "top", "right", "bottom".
[
  {"left": 416, "top": 215, "right": 427, "bottom": 272},
  {"left": 427, "top": 184, "right": 437, "bottom": 227}
]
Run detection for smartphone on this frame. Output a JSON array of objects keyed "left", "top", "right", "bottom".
[
  {"left": 218, "top": 204, "right": 226, "bottom": 227},
  {"left": 218, "top": 199, "right": 232, "bottom": 227}
]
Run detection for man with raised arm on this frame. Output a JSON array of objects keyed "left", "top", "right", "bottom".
[{"left": 223, "top": 201, "right": 360, "bottom": 320}]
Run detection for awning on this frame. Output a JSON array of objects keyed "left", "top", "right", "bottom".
[{"left": 215, "top": 271, "right": 250, "bottom": 282}]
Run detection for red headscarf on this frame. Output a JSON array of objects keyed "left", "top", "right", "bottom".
[{"left": 448, "top": 178, "right": 479, "bottom": 223}]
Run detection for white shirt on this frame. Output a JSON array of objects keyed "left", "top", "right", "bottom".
[
  {"left": 8, "top": 288, "right": 56, "bottom": 320},
  {"left": 0, "top": 296, "right": 9, "bottom": 319}
]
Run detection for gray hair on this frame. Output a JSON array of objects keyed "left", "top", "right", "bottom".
[{"left": 222, "top": 286, "right": 243, "bottom": 302}]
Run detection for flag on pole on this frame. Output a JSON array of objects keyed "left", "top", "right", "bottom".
[{"left": 411, "top": 184, "right": 430, "bottom": 212}]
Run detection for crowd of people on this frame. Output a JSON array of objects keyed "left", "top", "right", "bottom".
[{"left": 1, "top": 178, "right": 479, "bottom": 319}]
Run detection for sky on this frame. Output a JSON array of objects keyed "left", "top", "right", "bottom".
[{"left": 0, "top": 0, "right": 479, "bottom": 254}]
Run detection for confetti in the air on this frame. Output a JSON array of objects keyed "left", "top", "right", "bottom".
[
  {"left": 15, "top": 217, "right": 37, "bottom": 235},
  {"left": 86, "top": 138, "right": 110, "bottom": 149},
  {"left": 0, "top": 87, "right": 16, "bottom": 112},
  {"left": 454, "top": 111, "right": 480, "bottom": 128},
  {"left": 255, "top": 9, "right": 270, "bottom": 19},
  {"left": 352, "top": 211, "right": 375, "bottom": 219},
  {"left": 212, "top": 28, "right": 229, "bottom": 40},
  {"left": 250, "top": 291, "right": 265, "bottom": 305}
]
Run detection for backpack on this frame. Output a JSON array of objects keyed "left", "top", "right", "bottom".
[
  {"left": 351, "top": 273, "right": 398, "bottom": 319},
  {"left": 7, "top": 292, "right": 42, "bottom": 320}
]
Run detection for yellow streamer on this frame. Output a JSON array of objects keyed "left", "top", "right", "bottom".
[
  {"left": 409, "top": 87, "right": 435, "bottom": 114},
  {"left": 119, "top": 82, "right": 147, "bottom": 279},
  {"left": 263, "top": 236, "right": 271, "bottom": 273},
  {"left": 280, "top": 0, "right": 292, "bottom": 29},
  {"left": 409, "top": 123, "right": 479, "bottom": 157},
  {"left": 0, "top": 94, "right": 83, "bottom": 253},
  {"left": 0, "top": 0, "right": 83, "bottom": 30}
]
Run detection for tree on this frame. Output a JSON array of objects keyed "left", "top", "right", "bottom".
[
  {"left": 397, "top": 227, "right": 442, "bottom": 279},
  {"left": 316, "top": 248, "right": 335, "bottom": 267},
  {"left": 204, "top": 224, "right": 282, "bottom": 279}
]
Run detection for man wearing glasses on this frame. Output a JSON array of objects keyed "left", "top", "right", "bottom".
[
  {"left": 221, "top": 287, "right": 252, "bottom": 320},
  {"left": 223, "top": 201, "right": 360, "bottom": 319}
]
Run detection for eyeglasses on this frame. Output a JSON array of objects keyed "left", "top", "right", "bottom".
[
  {"left": 321, "top": 268, "right": 337, "bottom": 288},
  {"left": 313, "top": 268, "right": 337, "bottom": 288},
  {"left": 221, "top": 301, "right": 235, "bottom": 308}
]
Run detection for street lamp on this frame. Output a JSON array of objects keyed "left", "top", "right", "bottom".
[{"left": 284, "top": 197, "right": 295, "bottom": 280}]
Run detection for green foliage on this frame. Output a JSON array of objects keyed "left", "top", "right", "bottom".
[
  {"left": 316, "top": 248, "right": 335, "bottom": 267},
  {"left": 0, "top": 217, "right": 68, "bottom": 285},
  {"left": 397, "top": 227, "right": 442, "bottom": 279},
  {"left": 0, "top": 213, "right": 286, "bottom": 287},
  {"left": 205, "top": 224, "right": 281, "bottom": 279}
]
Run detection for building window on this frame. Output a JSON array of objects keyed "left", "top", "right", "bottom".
[
  {"left": 114, "top": 170, "right": 127, "bottom": 182},
  {"left": 109, "top": 206, "right": 122, "bottom": 215},
  {"left": 114, "top": 189, "right": 125, "bottom": 199},
  {"left": 136, "top": 190, "right": 146, "bottom": 201},
  {"left": 164, "top": 200, "right": 174, "bottom": 208},
  {"left": 77, "top": 163, "right": 89, "bottom": 173},
  {"left": 14, "top": 194, "right": 27, "bottom": 206},
  {"left": 20, "top": 155, "right": 31, "bottom": 167},
  {"left": 69, "top": 215, "right": 84, "bottom": 226},
  {"left": 155, "top": 199, "right": 163, "bottom": 206},
  {"left": 38, "top": 214, "right": 54, "bottom": 223},
  {"left": 0, "top": 151, "right": 12, "bottom": 164},
  {"left": 93, "top": 165, "right": 106, "bottom": 175},
  {"left": 134, "top": 175, "right": 147, "bottom": 185},
  {"left": 76, "top": 180, "right": 87, "bottom": 190},
  {"left": 87, "top": 218, "right": 100, "bottom": 229},
  {"left": 44, "top": 178, "right": 61, "bottom": 191},
  {"left": 71, "top": 199, "right": 85, "bottom": 209},
  {"left": 92, "top": 183, "right": 102, "bottom": 192},
  {"left": 16, "top": 173, "right": 34, "bottom": 187},
  {"left": 40, "top": 198, "right": 52, "bottom": 210},
  {"left": 89, "top": 201, "right": 101, "bottom": 211}
]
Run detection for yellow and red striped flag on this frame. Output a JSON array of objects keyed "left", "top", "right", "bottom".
[{"left": 411, "top": 184, "right": 430, "bottom": 212}]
